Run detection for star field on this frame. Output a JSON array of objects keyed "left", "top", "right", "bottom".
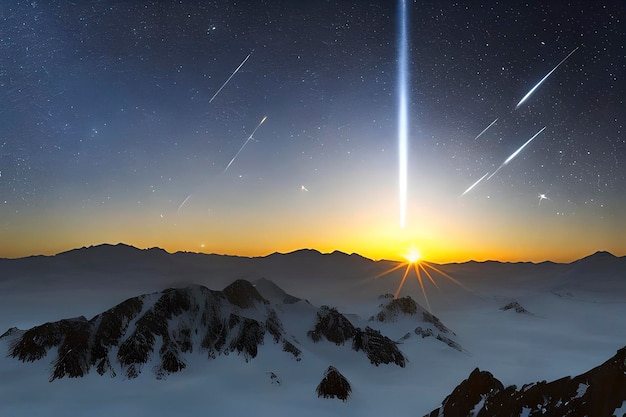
[{"left": 1, "top": 1, "right": 624, "bottom": 261}]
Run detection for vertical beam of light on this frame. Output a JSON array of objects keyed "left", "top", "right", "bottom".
[{"left": 398, "top": 0, "right": 409, "bottom": 229}]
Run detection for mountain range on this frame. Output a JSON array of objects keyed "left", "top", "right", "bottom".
[{"left": 1, "top": 244, "right": 625, "bottom": 416}]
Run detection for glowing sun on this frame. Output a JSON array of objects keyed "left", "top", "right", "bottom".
[
  {"left": 376, "top": 246, "right": 467, "bottom": 312},
  {"left": 403, "top": 248, "right": 421, "bottom": 264}
]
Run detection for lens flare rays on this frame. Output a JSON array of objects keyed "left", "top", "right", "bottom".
[{"left": 376, "top": 253, "right": 469, "bottom": 312}]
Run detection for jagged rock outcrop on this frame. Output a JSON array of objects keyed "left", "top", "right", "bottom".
[
  {"left": 307, "top": 306, "right": 357, "bottom": 345},
  {"left": 308, "top": 307, "right": 405, "bottom": 367},
  {"left": 266, "top": 371, "right": 281, "bottom": 385},
  {"left": 316, "top": 366, "right": 352, "bottom": 401},
  {"left": 4, "top": 282, "right": 300, "bottom": 381},
  {"left": 426, "top": 346, "right": 626, "bottom": 417},
  {"left": 371, "top": 295, "right": 418, "bottom": 321},
  {"left": 370, "top": 295, "right": 452, "bottom": 333},
  {"left": 223, "top": 279, "right": 268, "bottom": 308},
  {"left": 421, "top": 310, "right": 451, "bottom": 334},
  {"left": 352, "top": 326, "right": 406, "bottom": 367},
  {"left": 368, "top": 295, "right": 461, "bottom": 351},
  {"left": 501, "top": 301, "right": 531, "bottom": 314}
]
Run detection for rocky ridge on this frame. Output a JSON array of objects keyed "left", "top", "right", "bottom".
[
  {"left": 2, "top": 280, "right": 300, "bottom": 380},
  {"left": 426, "top": 346, "right": 626, "bottom": 417}
]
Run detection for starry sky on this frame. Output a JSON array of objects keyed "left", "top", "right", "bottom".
[{"left": 1, "top": 0, "right": 625, "bottom": 262}]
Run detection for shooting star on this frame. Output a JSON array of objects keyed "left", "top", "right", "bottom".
[
  {"left": 209, "top": 51, "right": 253, "bottom": 103},
  {"left": 515, "top": 46, "right": 579, "bottom": 109},
  {"left": 487, "top": 126, "right": 547, "bottom": 180},
  {"left": 461, "top": 172, "right": 490, "bottom": 196},
  {"left": 177, "top": 194, "right": 192, "bottom": 212},
  {"left": 474, "top": 118, "right": 498, "bottom": 140},
  {"left": 224, "top": 115, "right": 268, "bottom": 173}
]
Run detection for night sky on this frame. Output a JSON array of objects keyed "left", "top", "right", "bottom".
[{"left": 1, "top": 1, "right": 624, "bottom": 262}]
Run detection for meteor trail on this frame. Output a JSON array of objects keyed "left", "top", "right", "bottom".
[
  {"left": 487, "top": 126, "right": 547, "bottom": 180},
  {"left": 461, "top": 172, "right": 490, "bottom": 196},
  {"left": 515, "top": 46, "right": 579, "bottom": 109},
  {"left": 224, "top": 115, "right": 267, "bottom": 173},
  {"left": 397, "top": 0, "right": 409, "bottom": 228},
  {"left": 474, "top": 118, "right": 498, "bottom": 140},
  {"left": 209, "top": 51, "right": 253, "bottom": 103},
  {"left": 177, "top": 194, "right": 192, "bottom": 212}
]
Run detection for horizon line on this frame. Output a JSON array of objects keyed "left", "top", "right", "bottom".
[{"left": 1, "top": 242, "right": 621, "bottom": 265}]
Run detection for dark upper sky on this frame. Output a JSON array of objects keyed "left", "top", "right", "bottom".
[{"left": 1, "top": 0, "right": 625, "bottom": 262}]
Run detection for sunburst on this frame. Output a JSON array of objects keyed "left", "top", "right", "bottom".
[{"left": 376, "top": 247, "right": 467, "bottom": 312}]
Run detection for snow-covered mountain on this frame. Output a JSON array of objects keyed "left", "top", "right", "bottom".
[
  {"left": 426, "top": 345, "right": 626, "bottom": 417},
  {"left": 1, "top": 278, "right": 454, "bottom": 383},
  {"left": 0, "top": 244, "right": 625, "bottom": 416}
]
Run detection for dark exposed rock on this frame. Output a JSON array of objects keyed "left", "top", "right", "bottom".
[
  {"left": 372, "top": 296, "right": 418, "bottom": 322},
  {"left": 415, "top": 327, "right": 434, "bottom": 338},
  {"left": 267, "top": 371, "right": 281, "bottom": 385},
  {"left": 4, "top": 281, "right": 296, "bottom": 381},
  {"left": 90, "top": 296, "right": 143, "bottom": 376},
  {"left": 316, "top": 366, "right": 352, "bottom": 402},
  {"left": 425, "top": 368, "right": 504, "bottom": 417},
  {"left": 227, "top": 315, "right": 264, "bottom": 361},
  {"left": 501, "top": 301, "right": 531, "bottom": 314},
  {"left": 422, "top": 310, "right": 450, "bottom": 334},
  {"left": 370, "top": 296, "right": 454, "bottom": 344},
  {"left": 436, "top": 334, "right": 463, "bottom": 352},
  {"left": 307, "top": 306, "right": 357, "bottom": 345},
  {"left": 282, "top": 340, "right": 302, "bottom": 361},
  {"left": 306, "top": 307, "right": 406, "bottom": 367},
  {"left": 49, "top": 317, "right": 91, "bottom": 381},
  {"left": 352, "top": 326, "right": 406, "bottom": 367},
  {"left": 118, "top": 287, "right": 192, "bottom": 378},
  {"left": 0, "top": 327, "right": 20, "bottom": 339},
  {"left": 223, "top": 279, "right": 268, "bottom": 308},
  {"left": 9, "top": 321, "right": 65, "bottom": 362},
  {"left": 265, "top": 310, "right": 283, "bottom": 343},
  {"left": 426, "top": 346, "right": 626, "bottom": 417}
]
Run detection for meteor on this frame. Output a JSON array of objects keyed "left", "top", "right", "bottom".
[
  {"left": 487, "top": 126, "right": 547, "bottom": 180},
  {"left": 209, "top": 51, "right": 253, "bottom": 103},
  {"left": 397, "top": 0, "right": 409, "bottom": 228},
  {"left": 224, "top": 115, "right": 267, "bottom": 173},
  {"left": 474, "top": 118, "right": 498, "bottom": 140},
  {"left": 461, "top": 172, "right": 490, "bottom": 196},
  {"left": 515, "top": 46, "right": 579, "bottom": 109},
  {"left": 177, "top": 194, "right": 192, "bottom": 212}
]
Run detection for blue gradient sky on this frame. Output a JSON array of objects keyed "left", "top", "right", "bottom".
[{"left": 1, "top": 1, "right": 624, "bottom": 262}]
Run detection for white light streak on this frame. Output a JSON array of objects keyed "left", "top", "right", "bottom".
[
  {"left": 474, "top": 118, "right": 498, "bottom": 140},
  {"left": 461, "top": 172, "right": 490, "bottom": 196},
  {"left": 487, "top": 126, "right": 547, "bottom": 180},
  {"left": 177, "top": 194, "right": 192, "bottom": 212},
  {"left": 224, "top": 116, "right": 267, "bottom": 173},
  {"left": 209, "top": 51, "right": 253, "bottom": 103},
  {"left": 398, "top": 0, "right": 409, "bottom": 228},
  {"left": 515, "top": 47, "right": 579, "bottom": 109}
]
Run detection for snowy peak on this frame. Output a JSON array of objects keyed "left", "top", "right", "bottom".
[
  {"left": 223, "top": 279, "right": 268, "bottom": 308},
  {"left": 426, "top": 346, "right": 626, "bottom": 417},
  {"left": 3, "top": 282, "right": 299, "bottom": 381},
  {"left": 307, "top": 306, "right": 406, "bottom": 367},
  {"left": 369, "top": 295, "right": 462, "bottom": 351},
  {"left": 253, "top": 278, "right": 301, "bottom": 304}
]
